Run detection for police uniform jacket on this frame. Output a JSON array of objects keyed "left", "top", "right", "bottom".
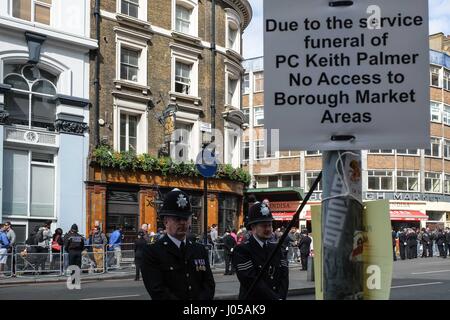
[
  {"left": 436, "top": 232, "right": 445, "bottom": 246},
  {"left": 232, "top": 235, "right": 289, "bottom": 300},
  {"left": 141, "top": 234, "right": 215, "bottom": 300},
  {"left": 399, "top": 232, "right": 407, "bottom": 246},
  {"left": 422, "top": 232, "right": 430, "bottom": 245},
  {"left": 298, "top": 235, "right": 312, "bottom": 254}
]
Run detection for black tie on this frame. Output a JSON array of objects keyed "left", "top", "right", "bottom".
[{"left": 180, "top": 241, "right": 186, "bottom": 257}]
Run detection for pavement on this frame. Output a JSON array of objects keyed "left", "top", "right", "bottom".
[{"left": 0, "top": 262, "right": 315, "bottom": 300}]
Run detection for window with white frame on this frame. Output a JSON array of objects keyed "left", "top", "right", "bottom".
[
  {"left": 444, "top": 174, "right": 450, "bottom": 194},
  {"left": 444, "top": 105, "right": 450, "bottom": 125},
  {"left": 121, "top": 0, "right": 139, "bottom": 18},
  {"left": 4, "top": 64, "right": 57, "bottom": 131},
  {"left": 3, "top": 149, "right": 55, "bottom": 218},
  {"left": 119, "top": 113, "right": 138, "bottom": 153},
  {"left": 425, "top": 172, "right": 441, "bottom": 193},
  {"left": 306, "top": 172, "right": 322, "bottom": 191},
  {"left": 175, "top": 61, "right": 192, "bottom": 95},
  {"left": 175, "top": 5, "right": 191, "bottom": 34},
  {"left": 254, "top": 106, "right": 264, "bottom": 126},
  {"left": 120, "top": 48, "right": 140, "bottom": 82},
  {"left": 225, "top": 126, "right": 240, "bottom": 167},
  {"left": 256, "top": 176, "right": 268, "bottom": 188},
  {"left": 396, "top": 149, "right": 418, "bottom": 155},
  {"left": 281, "top": 174, "right": 301, "bottom": 188},
  {"left": 226, "top": 10, "right": 240, "bottom": 52},
  {"left": 425, "top": 137, "right": 441, "bottom": 157},
  {"left": 444, "top": 69, "right": 450, "bottom": 90},
  {"left": 431, "top": 102, "right": 441, "bottom": 123},
  {"left": 255, "top": 140, "right": 264, "bottom": 159},
  {"left": 243, "top": 74, "right": 250, "bottom": 94},
  {"left": 12, "top": 0, "right": 52, "bottom": 25},
  {"left": 368, "top": 170, "right": 393, "bottom": 190},
  {"left": 396, "top": 171, "right": 418, "bottom": 191},
  {"left": 173, "top": 0, "right": 198, "bottom": 36},
  {"left": 368, "top": 149, "right": 394, "bottom": 154},
  {"left": 444, "top": 139, "right": 450, "bottom": 159},
  {"left": 226, "top": 64, "right": 240, "bottom": 107},
  {"left": 173, "top": 122, "right": 193, "bottom": 162},
  {"left": 242, "top": 141, "right": 249, "bottom": 161},
  {"left": 268, "top": 176, "right": 278, "bottom": 188},
  {"left": 116, "top": 33, "right": 148, "bottom": 85},
  {"left": 430, "top": 66, "right": 440, "bottom": 87},
  {"left": 254, "top": 72, "right": 264, "bottom": 92}
]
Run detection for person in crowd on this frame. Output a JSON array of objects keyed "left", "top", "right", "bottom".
[
  {"left": 36, "top": 221, "right": 53, "bottom": 273},
  {"left": 427, "top": 228, "right": 435, "bottom": 257},
  {"left": 232, "top": 201, "right": 289, "bottom": 300},
  {"left": 436, "top": 228, "right": 447, "bottom": 258},
  {"left": 108, "top": 226, "right": 123, "bottom": 269},
  {"left": 89, "top": 226, "right": 107, "bottom": 272},
  {"left": 50, "top": 228, "right": 64, "bottom": 273},
  {"left": 287, "top": 228, "right": 299, "bottom": 263},
  {"left": 141, "top": 188, "right": 215, "bottom": 300},
  {"left": 4, "top": 222, "right": 16, "bottom": 275},
  {"left": 222, "top": 229, "right": 237, "bottom": 275},
  {"left": 134, "top": 230, "right": 148, "bottom": 281},
  {"left": 64, "top": 224, "right": 85, "bottom": 268},
  {"left": 421, "top": 228, "right": 430, "bottom": 258},
  {"left": 392, "top": 228, "right": 397, "bottom": 261},
  {"left": 298, "top": 229, "right": 312, "bottom": 270},
  {"left": 445, "top": 228, "right": 450, "bottom": 257},
  {"left": 140, "top": 224, "right": 150, "bottom": 243},
  {"left": 0, "top": 224, "right": 10, "bottom": 276}
]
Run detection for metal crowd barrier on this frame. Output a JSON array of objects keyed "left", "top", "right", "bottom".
[
  {"left": 0, "top": 248, "right": 13, "bottom": 278},
  {"left": 14, "top": 245, "right": 62, "bottom": 277},
  {"left": 61, "top": 245, "right": 107, "bottom": 275},
  {"left": 106, "top": 243, "right": 135, "bottom": 273}
]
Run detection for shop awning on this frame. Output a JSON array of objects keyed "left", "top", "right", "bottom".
[
  {"left": 390, "top": 210, "right": 428, "bottom": 221},
  {"left": 303, "top": 210, "right": 428, "bottom": 221},
  {"left": 273, "top": 212, "right": 296, "bottom": 221}
]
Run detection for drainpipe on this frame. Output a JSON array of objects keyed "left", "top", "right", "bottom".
[
  {"left": 94, "top": 0, "right": 101, "bottom": 147},
  {"left": 210, "top": 0, "right": 216, "bottom": 135}
]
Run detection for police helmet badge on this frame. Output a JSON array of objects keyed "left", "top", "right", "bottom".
[
  {"left": 177, "top": 194, "right": 188, "bottom": 208},
  {"left": 260, "top": 203, "right": 270, "bottom": 216}
]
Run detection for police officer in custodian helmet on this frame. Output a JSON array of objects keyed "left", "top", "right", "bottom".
[
  {"left": 141, "top": 188, "right": 215, "bottom": 300},
  {"left": 232, "top": 201, "right": 289, "bottom": 300}
]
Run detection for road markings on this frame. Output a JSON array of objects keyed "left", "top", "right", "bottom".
[
  {"left": 411, "top": 270, "right": 450, "bottom": 275},
  {"left": 81, "top": 294, "right": 141, "bottom": 300},
  {"left": 391, "top": 282, "right": 443, "bottom": 289}
]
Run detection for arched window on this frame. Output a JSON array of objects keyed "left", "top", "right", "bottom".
[{"left": 3, "top": 64, "right": 57, "bottom": 131}]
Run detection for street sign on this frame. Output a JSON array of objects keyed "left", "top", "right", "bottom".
[
  {"left": 264, "top": 0, "right": 429, "bottom": 151},
  {"left": 196, "top": 149, "right": 217, "bottom": 178}
]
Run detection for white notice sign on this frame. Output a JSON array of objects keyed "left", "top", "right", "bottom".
[{"left": 264, "top": 0, "right": 429, "bottom": 151}]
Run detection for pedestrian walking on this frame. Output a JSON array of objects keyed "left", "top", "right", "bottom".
[
  {"left": 108, "top": 226, "right": 123, "bottom": 269},
  {"left": 222, "top": 229, "right": 237, "bottom": 275},
  {"left": 141, "top": 188, "right": 215, "bottom": 300},
  {"left": 50, "top": 228, "right": 64, "bottom": 273},
  {"left": 0, "top": 224, "right": 11, "bottom": 276},
  {"left": 64, "top": 224, "right": 85, "bottom": 268},
  {"left": 298, "top": 230, "right": 312, "bottom": 270},
  {"left": 134, "top": 230, "right": 147, "bottom": 281},
  {"left": 232, "top": 201, "right": 289, "bottom": 300},
  {"left": 89, "top": 226, "right": 107, "bottom": 272}
]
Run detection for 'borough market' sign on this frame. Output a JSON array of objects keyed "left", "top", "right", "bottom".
[{"left": 264, "top": 0, "right": 429, "bottom": 151}]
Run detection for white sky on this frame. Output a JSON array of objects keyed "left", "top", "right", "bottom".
[{"left": 243, "top": 0, "right": 450, "bottom": 59}]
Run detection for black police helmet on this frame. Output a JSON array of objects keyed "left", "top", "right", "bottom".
[
  {"left": 159, "top": 188, "right": 192, "bottom": 219},
  {"left": 246, "top": 201, "right": 274, "bottom": 229}
]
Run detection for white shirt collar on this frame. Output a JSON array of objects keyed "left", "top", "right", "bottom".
[
  {"left": 253, "top": 235, "right": 267, "bottom": 248},
  {"left": 167, "top": 234, "right": 186, "bottom": 248}
]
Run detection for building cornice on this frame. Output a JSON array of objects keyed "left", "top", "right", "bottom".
[{"left": 222, "top": 0, "right": 253, "bottom": 30}]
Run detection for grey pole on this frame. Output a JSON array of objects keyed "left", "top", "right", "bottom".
[{"left": 322, "top": 150, "right": 364, "bottom": 300}]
